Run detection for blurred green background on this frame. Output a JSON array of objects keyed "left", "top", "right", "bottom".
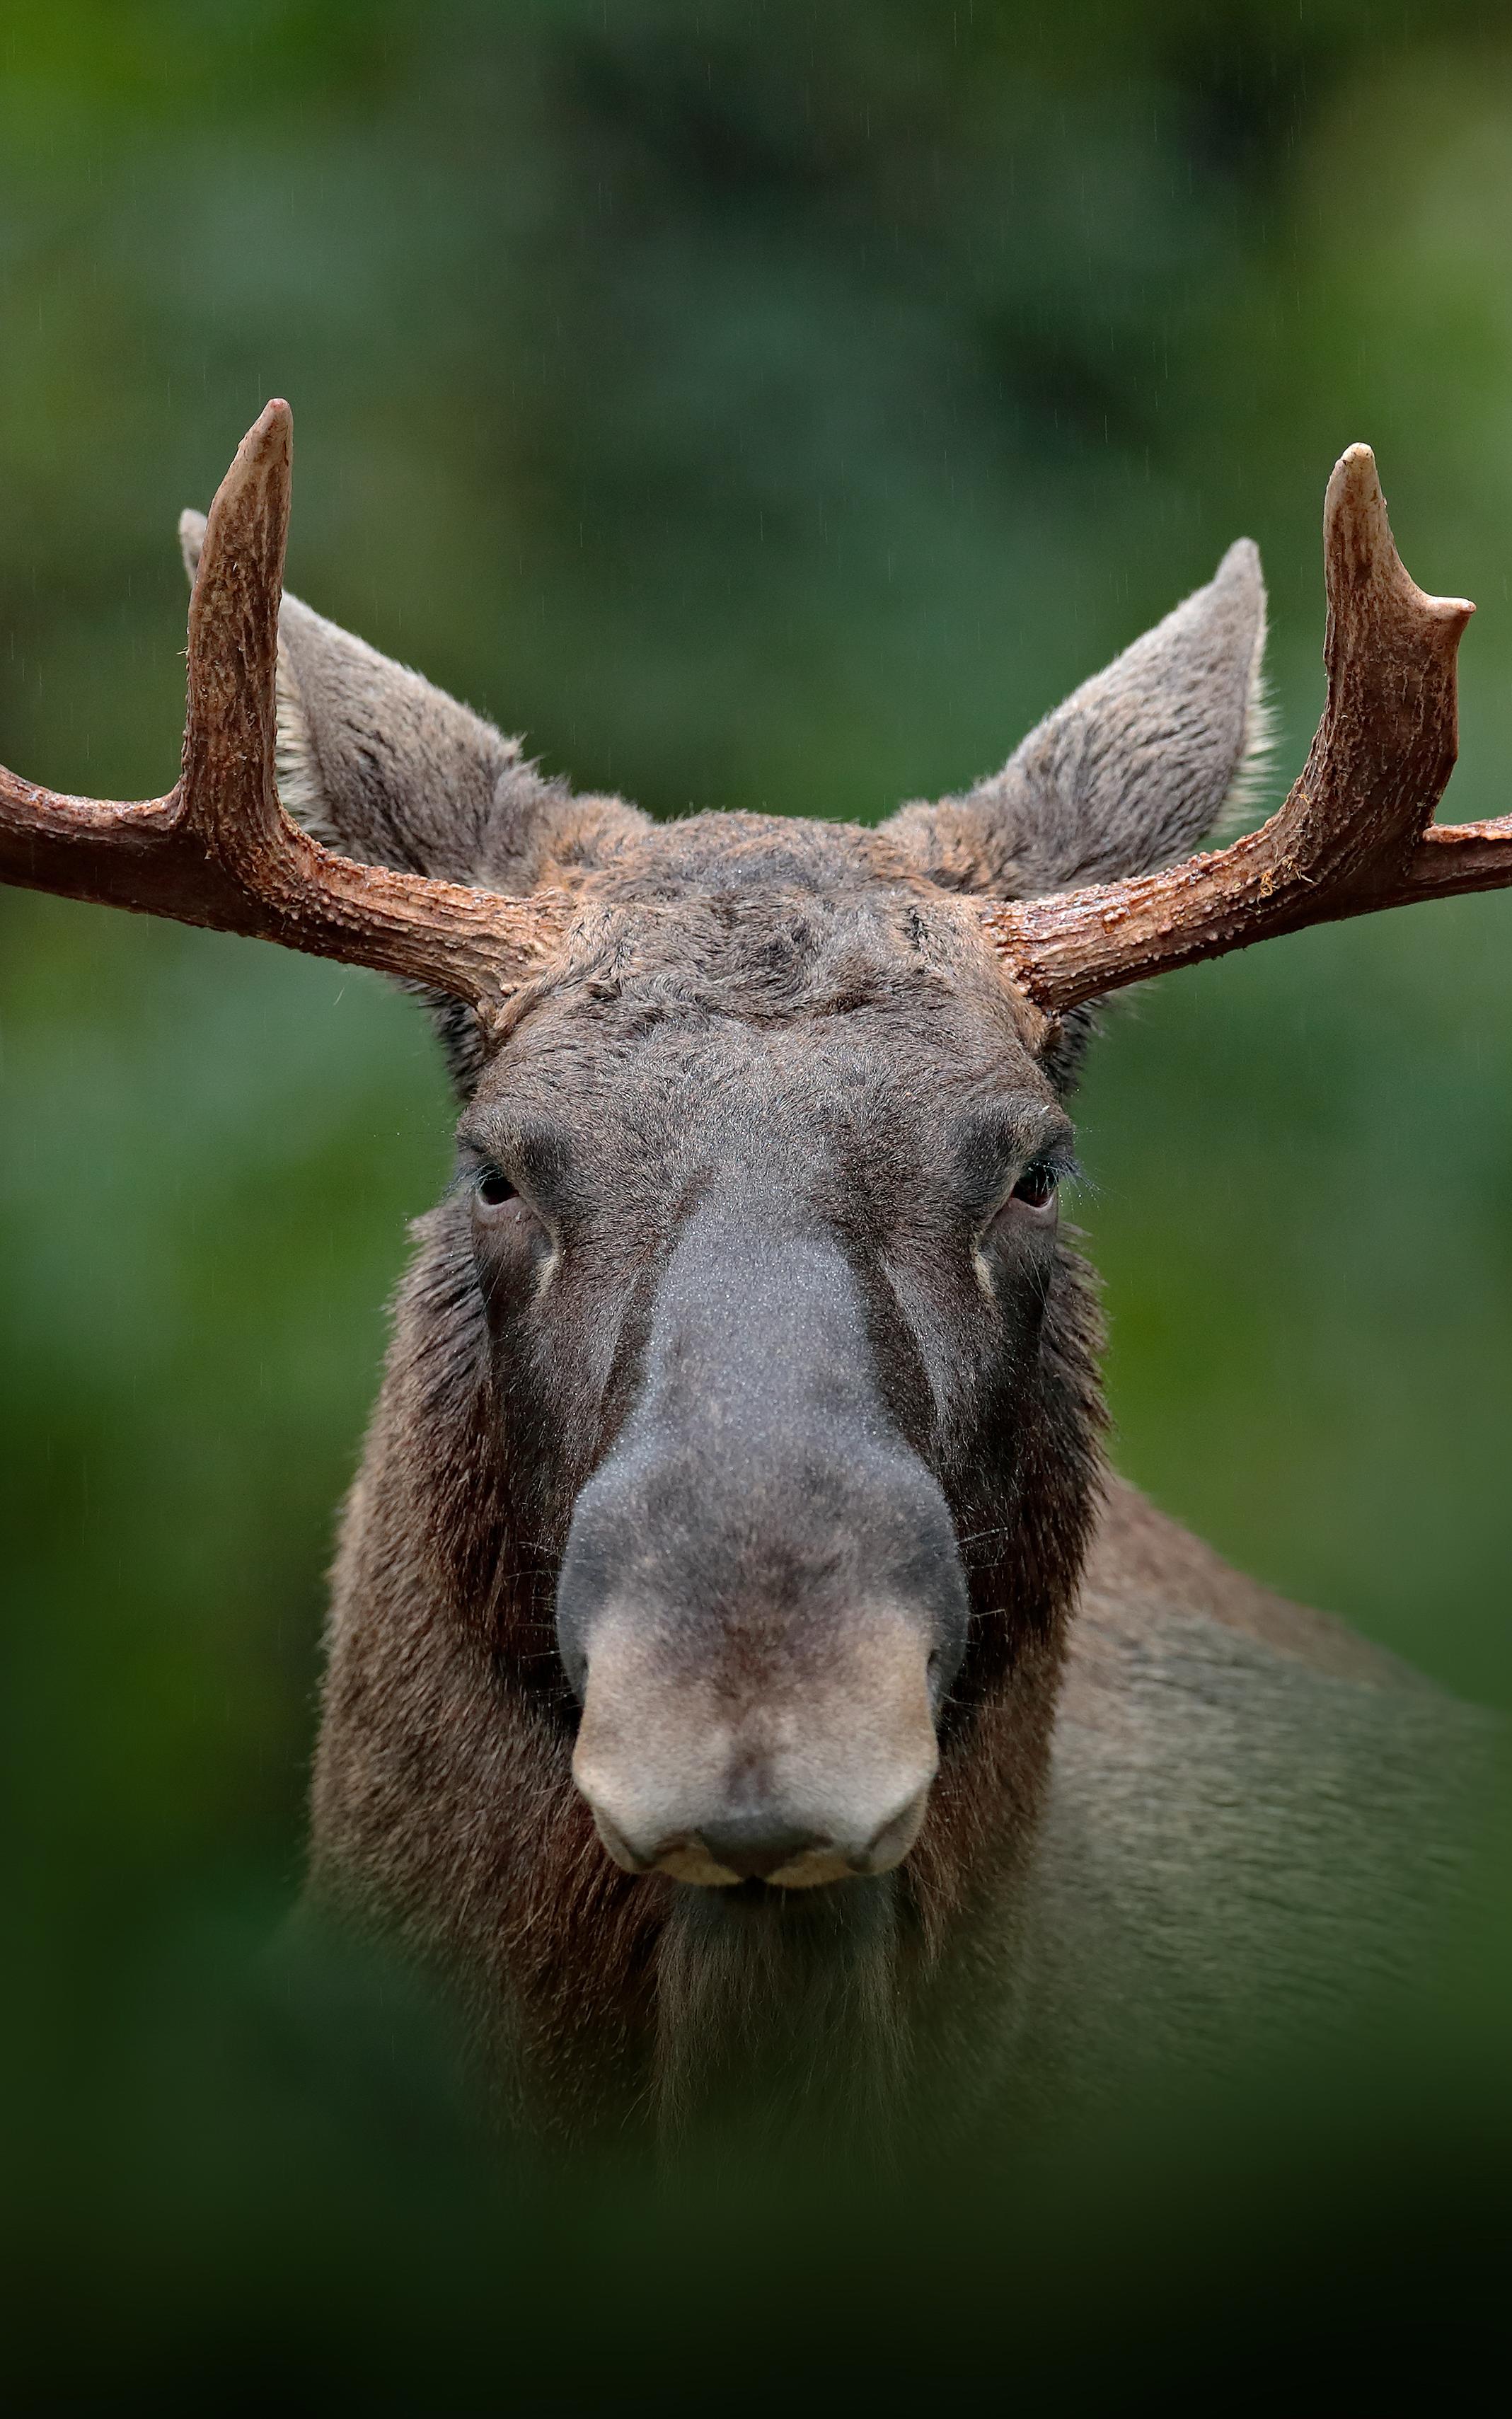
[{"left": 4, "top": 0, "right": 1512, "bottom": 2383}]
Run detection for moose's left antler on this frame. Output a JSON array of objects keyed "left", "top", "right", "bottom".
[
  {"left": 0, "top": 402, "right": 571, "bottom": 1022},
  {"left": 983, "top": 445, "right": 1512, "bottom": 1015}
]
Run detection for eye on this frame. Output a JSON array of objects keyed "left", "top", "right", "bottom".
[
  {"left": 475, "top": 1168, "right": 518, "bottom": 1210},
  {"left": 1009, "top": 1162, "right": 1058, "bottom": 1211}
]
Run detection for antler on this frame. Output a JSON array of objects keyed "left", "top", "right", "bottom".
[
  {"left": 983, "top": 445, "right": 1512, "bottom": 1017},
  {"left": 0, "top": 402, "right": 570, "bottom": 1022}
]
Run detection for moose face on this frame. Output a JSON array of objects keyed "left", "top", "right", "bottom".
[{"left": 455, "top": 855, "right": 1078, "bottom": 1888}]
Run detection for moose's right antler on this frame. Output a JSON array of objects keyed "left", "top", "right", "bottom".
[
  {"left": 0, "top": 402, "right": 572, "bottom": 1024},
  {"left": 983, "top": 444, "right": 1512, "bottom": 1017}
]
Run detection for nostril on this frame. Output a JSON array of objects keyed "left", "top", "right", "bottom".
[
  {"left": 696, "top": 1819, "right": 826, "bottom": 1883},
  {"left": 860, "top": 1784, "right": 932, "bottom": 1874}
]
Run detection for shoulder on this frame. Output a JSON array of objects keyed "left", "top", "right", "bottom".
[
  {"left": 1073, "top": 1474, "right": 1424, "bottom": 1690},
  {"left": 1049, "top": 1474, "right": 1489, "bottom": 1946},
  {"left": 1012, "top": 1478, "right": 1491, "bottom": 2101},
  {"left": 1057, "top": 1475, "right": 1484, "bottom": 1808}
]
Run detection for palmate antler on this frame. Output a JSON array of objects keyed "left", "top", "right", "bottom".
[
  {"left": 0, "top": 402, "right": 570, "bottom": 1022},
  {"left": 983, "top": 445, "right": 1512, "bottom": 1015}
]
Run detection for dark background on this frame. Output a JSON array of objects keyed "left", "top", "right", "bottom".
[{"left": 3, "top": 1, "right": 1511, "bottom": 2390}]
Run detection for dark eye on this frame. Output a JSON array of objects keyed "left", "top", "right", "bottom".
[
  {"left": 1010, "top": 1162, "right": 1058, "bottom": 1211},
  {"left": 475, "top": 1168, "right": 517, "bottom": 1209}
]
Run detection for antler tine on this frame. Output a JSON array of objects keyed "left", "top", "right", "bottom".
[
  {"left": 982, "top": 444, "right": 1511, "bottom": 1020},
  {"left": 0, "top": 402, "right": 570, "bottom": 1022}
]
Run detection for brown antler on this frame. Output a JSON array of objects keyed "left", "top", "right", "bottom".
[
  {"left": 983, "top": 444, "right": 1512, "bottom": 1017},
  {"left": 0, "top": 401, "right": 570, "bottom": 1021}
]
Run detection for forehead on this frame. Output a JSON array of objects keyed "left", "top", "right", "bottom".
[{"left": 474, "top": 812, "right": 1054, "bottom": 1147}]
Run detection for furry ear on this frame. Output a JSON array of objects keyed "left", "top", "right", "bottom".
[
  {"left": 888, "top": 539, "right": 1271, "bottom": 898},
  {"left": 177, "top": 509, "right": 644, "bottom": 898}
]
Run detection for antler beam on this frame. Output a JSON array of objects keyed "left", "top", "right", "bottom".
[
  {"left": 0, "top": 403, "right": 570, "bottom": 1022},
  {"left": 983, "top": 446, "right": 1512, "bottom": 1016}
]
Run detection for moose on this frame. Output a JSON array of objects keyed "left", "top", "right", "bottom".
[{"left": 1, "top": 404, "right": 1502, "bottom": 2144}]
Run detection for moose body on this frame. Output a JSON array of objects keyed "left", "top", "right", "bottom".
[{"left": 0, "top": 406, "right": 1496, "bottom": 2147}]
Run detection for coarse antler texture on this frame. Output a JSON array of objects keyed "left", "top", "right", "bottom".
[
  {"left": 0, "top": 403, "right": 570, "bottom": 1022},
  {"left": 6, "top": 416, "right": 1510, "bottom": 1040},
  {"left": 983, "top": 445, "right": 1512, "bottom": 1017}
]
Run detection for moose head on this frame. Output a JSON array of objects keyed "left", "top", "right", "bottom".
[{"left": 1, "top": 406, "right": 1504, "bottom": 2021}]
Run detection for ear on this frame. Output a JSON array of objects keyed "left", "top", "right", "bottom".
[
  {"left": 888, "top": 540, "right": 1270, "bottom": 897},
  {"left": 178, "top": 509, "right": 644, "bottom": 896}
]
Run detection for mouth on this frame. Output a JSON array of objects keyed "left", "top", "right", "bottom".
[
  {"left": 704, "top": 1873, "right": 878, "bottom": 1918},
  {"left": 723, "top": 1876, "right": 793, "bottom": 1907},
  {"left": 594, "top": 1815, "right": 865, "bottom": 1890},
  {"left": 652, "top": 1837, "right": 862, "bottom": 1890},
  {"left": 589, "top": 1795, "right": 930, "bottom": 1890}
]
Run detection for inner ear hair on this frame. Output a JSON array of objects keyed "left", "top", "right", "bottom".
[
  {"left": 1208, "top": 615, "right": 1278, "bottom": 844},
  {"left": 887, "top": 536, "right": 1269, "bottom": 899},
  {"left": 180, "top": 500, "right": 645, "bottom": 903}
]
